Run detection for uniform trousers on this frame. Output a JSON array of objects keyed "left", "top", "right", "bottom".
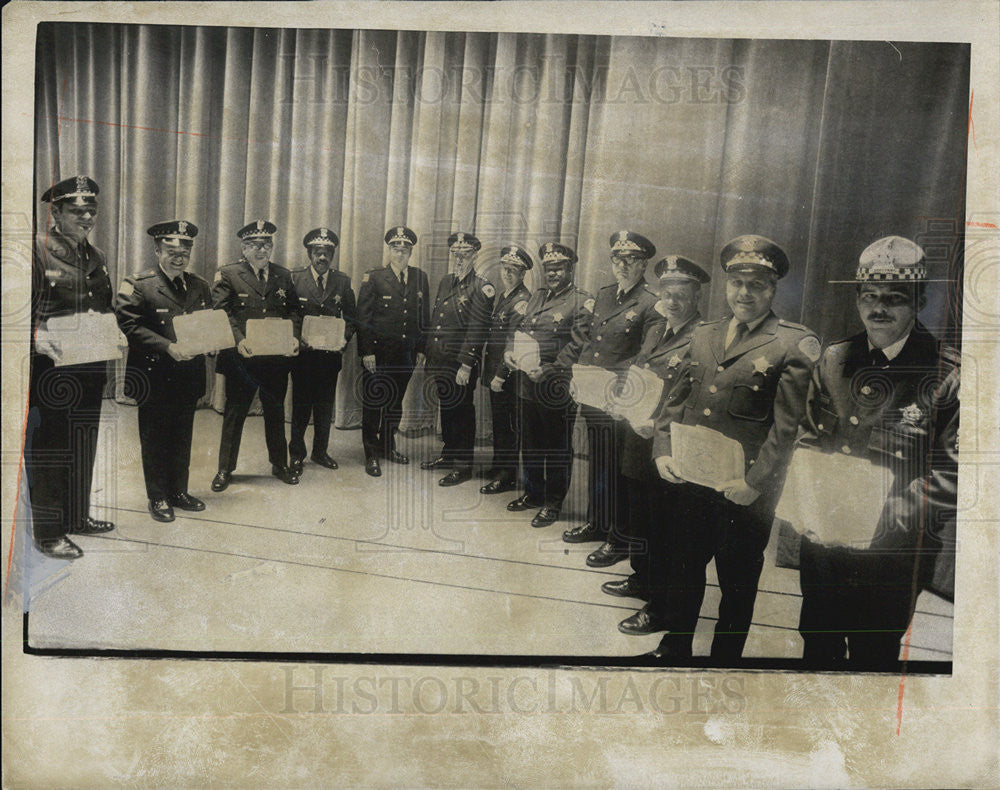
[
  {"left": 655, "top": 483, "right": 773, "bottom": 661},
  {"left": 621, "top": 474, "right": 658, "bottom": 594},
  {"left": 290, "top": 349, "right": 341, "bottom": 460},
  {"left": 361, "top": 358, "right": 414, "bottom": 456},
  {"left": 581, "top": 406, "right": 628, "bottom": 543},
  {"left": 429, "top": 361, "right": 477, "bottom": 469},
  {"left": 520, "top": 397, "right": 575, "bottom": 509},
  {"left": 488, "top": 382, "right": 521, "bottom": 481},
  {"left": 798, "top": 537, "right": 918, "bottom": 667},
  {"left": 27, "top": 357, "right": 107, "bottom": 541},
  {"left": 139, "top": 397, "right": 197, "bottom": 500},
  {"left": 218, "top": 356, "right": 290, "bottom": 472}
]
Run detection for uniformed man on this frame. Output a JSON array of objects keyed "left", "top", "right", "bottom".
[
  {"left": 605, "top": 256, "right": 709, "bottom": 605},
  {"left": 27, "top": 175, "right": 116, "bottom": 559},
  {"left": 210, "top": 220, "right": 302, "bottom": 491},
  {"left": 643, "top": 235, "right": 819, "bottom": 661},
  {"left": 356, "top": 226, "right": 430, "bottom": 477},
  {"left": 562, "top": 231, "right": 665, "bottom": 569},
  {"left": 288, "top": 227, "right": 357, "bottom": 475},
  {"left": 480, "top": 245, "right": 533, "bottom": 495},
  {"left": 420, "top": 232, "right": 495, "bottom": 486},
  {"left": 115, "top": 220, "right": 212, "bottom": 522},
  {"left": 504, "top": 242, "right": 592, "bottom": 528},
  {"left": 796, "top": 236, "right": 959, "bottom": 667}
]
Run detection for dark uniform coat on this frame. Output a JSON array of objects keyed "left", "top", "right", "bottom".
[
  {"left": 356, "top": 265, "right": 430, "bottom": 363},
  {"left": 795, "top": 323, "right": 959, "bottom": 664},
  {"left": 291, "top": 266, "right": 356, "bottom": 360},
  {"left": 576, "top": 281, "right": 665, "bottom": 371},
  {"left": 481, "top": 282, "right": 531, "bottom": 385},
  {"left": 425, "top": 269, "right": 495, "bottom": 370},
  {"left": 28, "top": 228, "right": 114, "bottom": 540}
]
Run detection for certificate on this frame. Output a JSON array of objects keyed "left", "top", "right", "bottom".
[
  {"left": 667, "top": 422, "right": 745, "bottom": 490},
  {"left": 244, "top": 318, "right": 296, "bottom": 356},
  {"left": 776, "top": 446, "right": 895, "bottom": 547},
  {"left": 571, "top": 364, "right": 618, "bottom": 409},
  {"left": 173, "top": 309, "right": 235, "bottom": 355},
  {"left": 613, "top": 365, "right": 665, "bottom": 429},
  {"left": 40, "top": 311, "right": 127, "bottom": 367},
  {"left": 509, "top": 331, "right": 540, "bottom": 372},
  {"left": 302, "top": 315, "right": 347, "bottom": 351}
]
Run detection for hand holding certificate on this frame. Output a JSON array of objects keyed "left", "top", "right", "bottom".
[
  {"left": 665, "top": 422, "right": 745, "bottom": 490},
  {"left": 302, "top": 315, "right": 347, "bottom": 351},
  {"left": 613, "top": 365, "right": 665, "bottom": 430},
  {"left": 173, "top": 309, "right": 235, "bottom": 355},
  {"left": 509, "top": 331, "right": 540, "bottom": 372},
  {"left": 571, "top": 364, "right": 618, "bottom": 409},
  {"left": 776, "top": 446, "right": 895, "bottom": 547},
  {"left": 39, "top": 311, "right": 127, "bottom": 366},
  {"left": 244, "top": 318, "right": 297, "bottom": 356}
]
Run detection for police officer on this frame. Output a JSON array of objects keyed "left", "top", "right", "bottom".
[
  {"left": 27, "top": 175, "right": 115, "bottom": 559},
  {"left": 289, "top": 227, "right": 356, "bottom": 475},
  {"left": 480, "top": 245, "right": 533, "bottom": 495},
  {"left": 606, "top": 256, "right": 709, "bottom": 605},
  {"left": 796, "top": 236, "right": 959, "bottom": 667},
  {"left": 211, "top": 220, "right": 302, "bottom": 491},
  {"left": 115, "top": 220, "right": 212, "bottom": 522},
  {"left": 421, "top": 232, "right": 495, "bottom": 486},
  {"left": 504, "top": 242, "right": 592, "bottom": 528},
  {"left": 356, "top": 226, "right": 430, "bottom": 477},
  {"left": 562, "top": 231, "right": 665, "bottom": 569},
  {"left": 643, "top": 235, "right": 819, "bottom": 661}
]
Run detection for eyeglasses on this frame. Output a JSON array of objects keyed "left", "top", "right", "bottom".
[
  {"left": 243, "top": 240, "right": 273, "bottom": 251},
  {"left": 858, "top": 292, "right": 913, "bottom": 308},
  {"left": 611, "top": 255, "right": 642, "bottom": 267}
]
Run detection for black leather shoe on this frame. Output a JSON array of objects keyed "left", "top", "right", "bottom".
[
  {"left": 439, "top": 469, "right": 472, "bottom": 487},
  {"left": 35, "top": 537, "right": 83, "bottom": 560},
  {"left": 601, "top": 576, "right": 647, "bottom": 599},
  {"left": 365, "top": 457, "right": 382, "bottom": 477},
  {"left": 507, "top": 493, "right": 544, "bottom": 512},
  {"left": 531, "top": 507, "right": 560, "bottom": 528},
  {"left": 311, "top": 453, "right": 339, "bottom": 470},
  {"left": 420, "top": 456, "right": 453, "bottom": 470},
  {"left": 642, "top": 638, "right": 693, "bottom": 661},
  {"left": 169, "top": 492, "right": 205, "bottom": 512},
  {"left": 562, "top": 521, "right": 604, "bottom": 544},
  {"left": 387, "top": 449, "right": 409, "bottom": 465},
  {"left": 272, "top": 465, "right": 300, "bottom": 485},
  {"left": 618, "top": 608, "right": 668, "bottom": 635},
  {"left": 149, "top": 499, "right": 175, "bottom": 523},
  {"left": 69, "top": 515, "right": 115, "bottom": 535},
  {"left": 290, "top": 457, "right": 305, "bottom": 475},
  {"left": 587, "top": 541, "right": 629, "bottom": 567},
  {"left": 480, "top": 478, "right": 517, "bottom": 494},
  {"left": 211, "top": 471, "right": 231, "bottom": 492}
]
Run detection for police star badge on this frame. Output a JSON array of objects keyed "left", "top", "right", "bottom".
[
  {"left": 276, "top": 288, "right": 287, "bottom": 299},
  {"left": 751, "top": 356, "right": 772, "bottom": 375},
  {"left": 668, "top": 354, "right": 683, "bottom": 367},
  {"left": 334, "top": 294, "right": 342, "bottom": 304},
  {"left": 625, "top": 309, "right": 637, "bottom": 322},
  {"left": 553, "top": 312, "right": 563, "bottom": 323}
]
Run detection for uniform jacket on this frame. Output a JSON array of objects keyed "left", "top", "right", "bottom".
[
  {"left": 481, "top": 282, "right": 531, "bottom": 385},
  {"left": 574, "top": 281, "right": 665, "bottom": 371},
  {"left": 799, "top": 324, "right": 959, "bottom": 570},
  {"left": 651, "top": 311, "right": 819, "bottom": 498},
  {"left": 114, "top": 267, "right": 212, "bottom": 403},
  {"left": 291, "top": 266, "right": 357, "bottom": 345},
  {"left": 356, "top": 265, "right": 430, "bottom": 361},
  {"left": 620, "top": 310, "right": 700, "bottom": 480},
  {"left": 31, "top": 227, "right": 113, "bottom": 338},
  {"left": 507, "top": 282, "right": 593, "bottom": 403},
  {"left": 211, "top": 259, "right": 302, "bottom": 374},
  {"left": 425, "top": 269, "right": 495, "bottom": 369}
]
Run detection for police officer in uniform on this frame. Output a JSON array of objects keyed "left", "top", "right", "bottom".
[
  {"left": 421, "top": 232, "right": 495, "bottom": 486},
  {"left": 115, "top": 220, "right": 212, "bottom": 522},
  {"left": 562, "top": 231, "right": 665, "bottom": 569},
  {"left": 606, "top": 256, "right": 709, "bottom": 606},
  {"left": 28, "top": 175, "right": 115, "bottom": 559},
  {"left": 481, "top": 245, "right": 533, "bottom": 495},
  {"left": 504, "top": 242, "right": 593, "bottom": 528},
  {"left": 645, "top": 235, "right": 819, "bottom": 661},
  {"left": 210, "top": 220, "right": 302, "bottom": 491},
  {"left": 796, "top": 236, "right": 959, "bottom": 667},
  {"left": 356, "top": 226, "right": 430, "bottom": 477},
  {"left": 289, "top": 227, "right": 357, "bottom": 475}
]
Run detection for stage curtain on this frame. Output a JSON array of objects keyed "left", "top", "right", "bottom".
[{"left": 34, "top": 25, "right": 969, "bottom": 439}]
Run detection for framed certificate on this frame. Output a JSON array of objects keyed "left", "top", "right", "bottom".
[
  {"left": 244, "top": 318, "right": 295, "bottom": 356},
  {"left": 173, "top": 309, "right": 235, "bottom": 355},
  {"left": 42, "top": 311, "right": 127, "bottom": 367},
  {"left": 301, "top": 315, "right": 346, "bottom": 351}
]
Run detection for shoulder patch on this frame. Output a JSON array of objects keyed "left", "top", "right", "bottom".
[
  {"left": 798, "top": 335, "right": 821, "bottom": 362},
  {"left": 482, "top": 283, "right": 495, "bottom": 298},
  {"left": 514, "top": 300, "right": 527, "bottom": 316},
  {"left": 362, "top": 272, "right": 370, "bottom": 283},
  {"left": 583, "top": 298, "right": 596, "bottom": 313},
  {"left": 118, "top": 280, "right": 135, "bottom": 297}
]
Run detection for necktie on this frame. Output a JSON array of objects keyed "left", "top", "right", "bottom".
[
  {"left": 662, "top": 325, "right": 674, "bottom": 343},
  {"left": 727, "top": 321, "right": 748, "bottom": 352},
  {"left": 317, "top": 273, "right": 325, "bottom": 292},
  {"left": 258, "top": 269, "right": 265, "bottom": 284},
  {"left": 174, "top": 276, "right": 186, "bottom": 294},
  {"left": 399, "top": 269, "right": 405, "bottom": 286},
  {"left": 617, "top": 290, "right": 626, "bottom": 304},
  {"left": 870, "top": 348, "right": 889, "bottom": 367}
]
